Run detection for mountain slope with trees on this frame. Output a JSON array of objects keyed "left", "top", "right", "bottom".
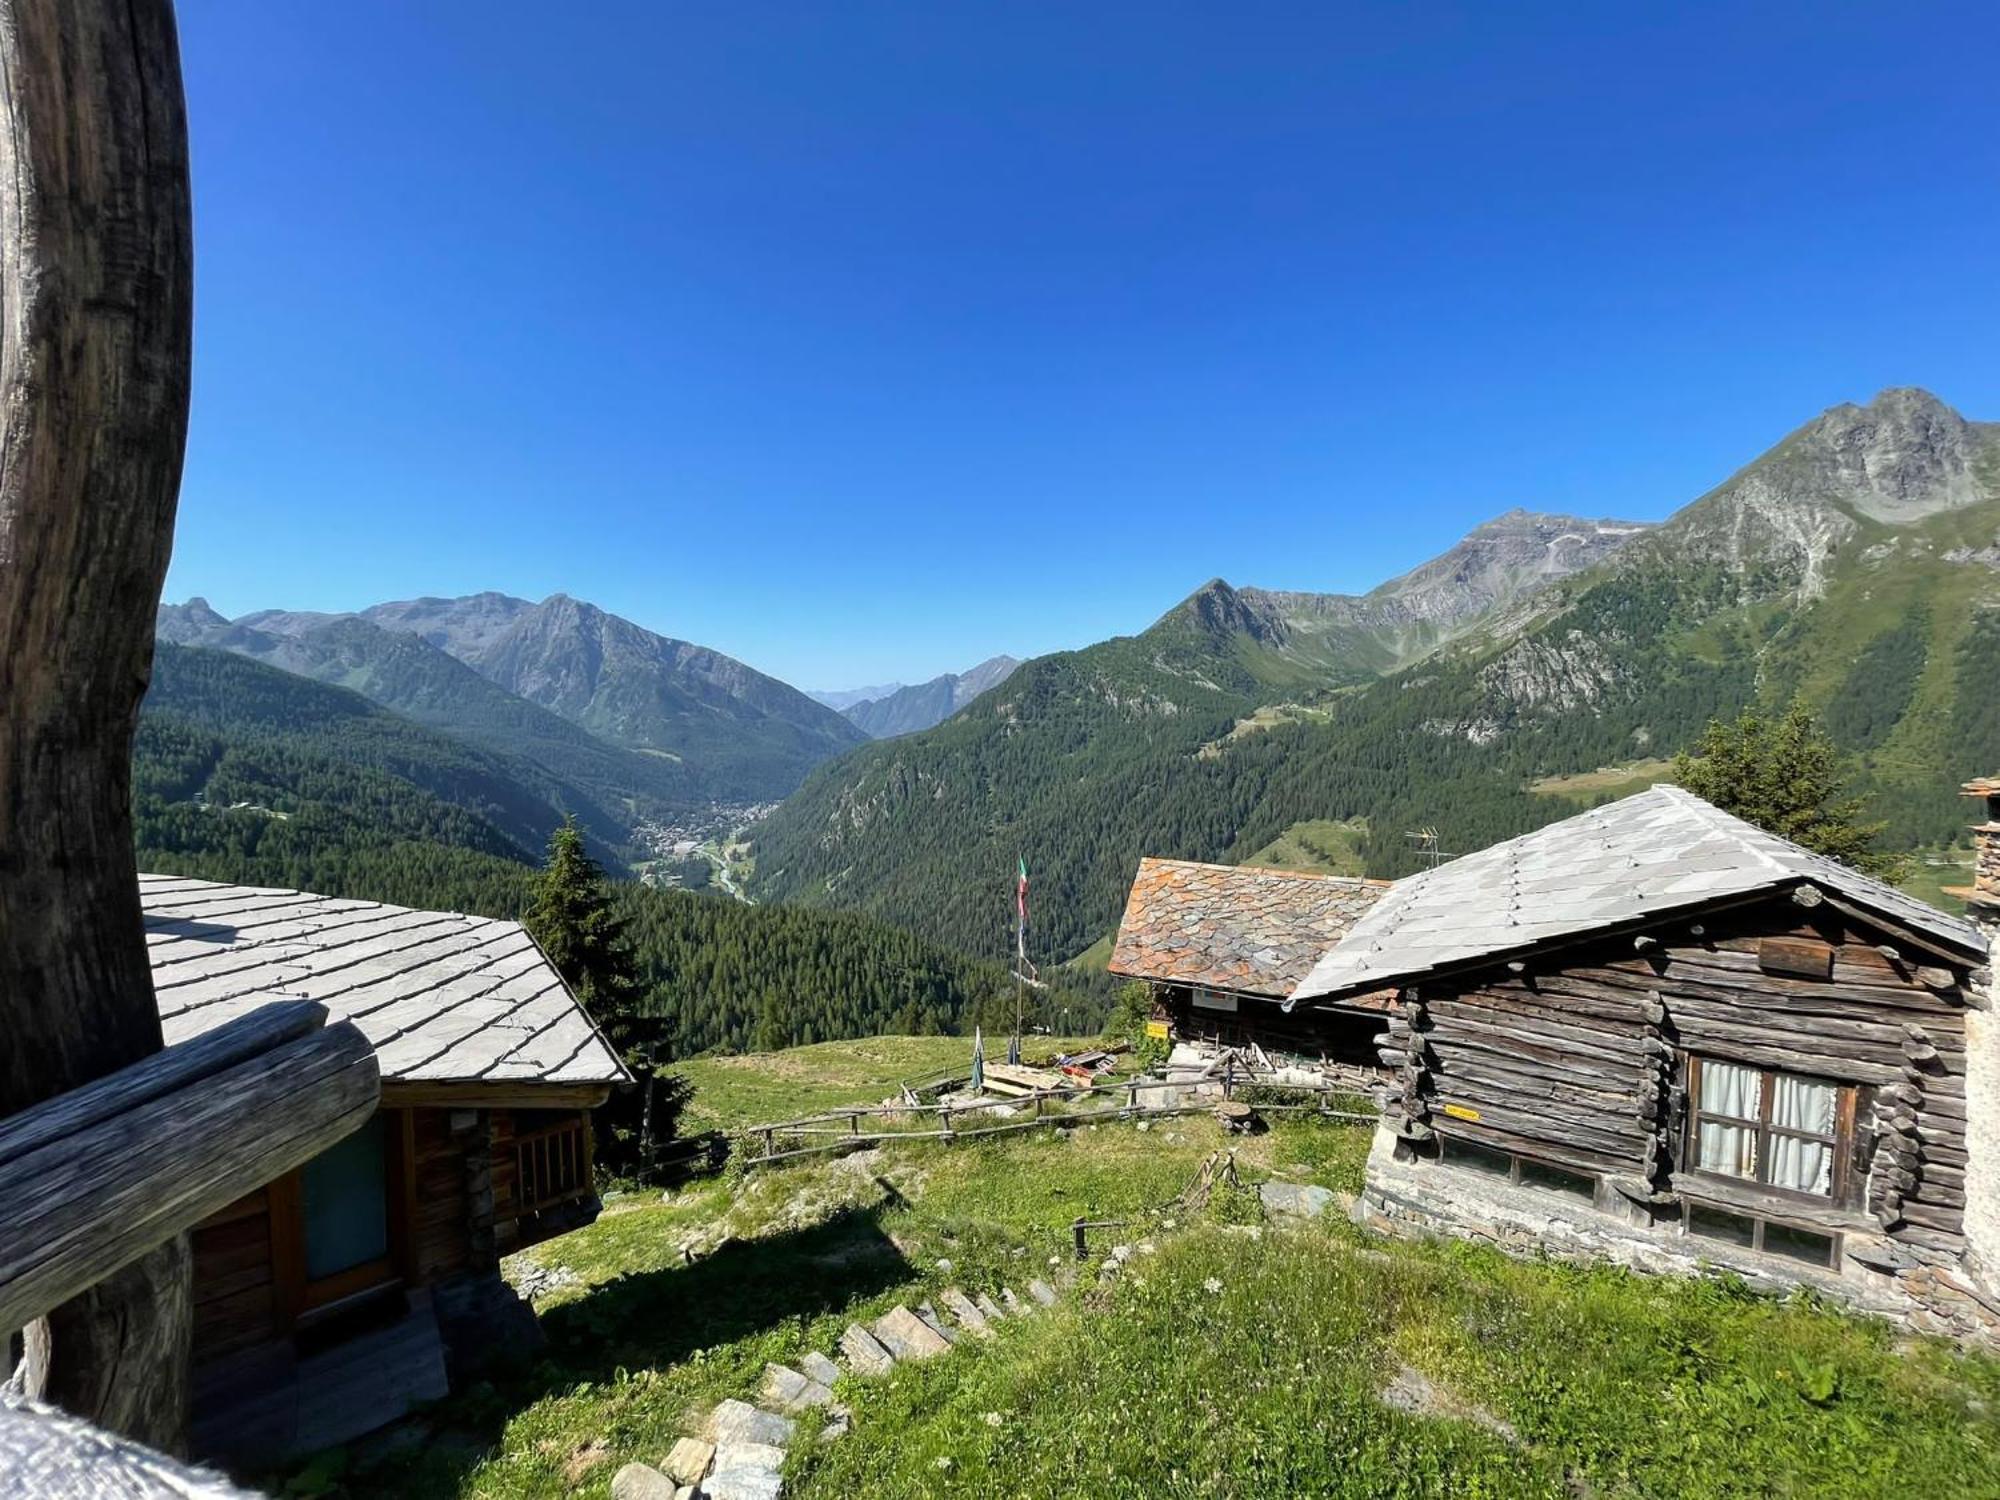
[
  {"left": 157, "top": 606, "right": 714, "bottom": 823},
  {"left": 753, "top": 388, "right": 2000, "bottom": 962},
  {"left": 355, "top": 591, "right": 867, "bottom": 798},
  {"left": 134, "top": 655, "right": 1105, "bottom": 1055},
  {"left": 842, "top": 655, "right": 1022, "bottom": 738}
]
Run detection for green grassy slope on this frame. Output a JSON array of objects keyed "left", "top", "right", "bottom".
[{"left": 316, "top": 1088, "right": 2000, "bottom": 1500}]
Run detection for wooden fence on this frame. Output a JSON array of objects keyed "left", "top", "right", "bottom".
[{"left": 732, "top": 1062, "right": 1379, "bottom": 1168}]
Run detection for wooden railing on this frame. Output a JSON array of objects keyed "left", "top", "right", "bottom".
[
  {"left": 515, "top": 1115, "right": 592, "bottom": 1214},
  {"left": 734, "top": 1063, "right": 1380, "bottom": 1169}
]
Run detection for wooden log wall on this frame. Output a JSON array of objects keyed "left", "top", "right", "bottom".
[
  {"left": 190, "top": 1188, "right": 279, "bottom": 1360},
  {"left": 1378, "top": 894, "right": 1976, "bottom": 1255},
  {"left": 1165, "top": 985, "right": 1385, "bottom": 1066},
  {"left": 413, "top": 1109, "right": 475, "bottom": 1283}
]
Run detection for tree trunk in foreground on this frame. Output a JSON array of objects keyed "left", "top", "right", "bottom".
[{"left": 0, "top": 0, "right": 194, "bottom": 1453}]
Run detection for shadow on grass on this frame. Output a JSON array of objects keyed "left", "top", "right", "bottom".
[
  {"left": 332, "top": 1196, "right": 914, "bottom": 1497},
  {"left": 539, "top": 1194, "right": 911, "bottom": 1373}
]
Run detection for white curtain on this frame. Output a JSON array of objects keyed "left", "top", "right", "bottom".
[
  {"left": 1768, "top": 1074, "right": 1837, "bottom": 1195},
  {"left": 1697, "top": 1060, "right": 1760, "bottom": 1180}
]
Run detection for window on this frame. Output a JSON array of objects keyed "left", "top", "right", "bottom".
[
  {"left": 1685, "top": 1057, "right": 1852, "bottom": 1200},
  {"left": 270, "top": 1108, "right": 411, "bottom": 1323},
  {"left": 1443, "top": 1137, "right": 1597, "bottom": 1202},
  {"left": 1686, "top": 1202, "right": 1840, "bottom": 1268},
  {"left": 300, "top": 1112, "right": 389, "bottom": 1281}
]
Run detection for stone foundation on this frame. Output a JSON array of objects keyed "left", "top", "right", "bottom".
[{"left": 1356, "top": 1126, "right": 2000, "bottom": 1349}]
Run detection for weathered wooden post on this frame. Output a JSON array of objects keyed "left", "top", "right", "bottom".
[{"left": 0, "top": 0, "right": 194, "bottom": 1451}]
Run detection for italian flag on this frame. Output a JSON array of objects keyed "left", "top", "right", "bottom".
[{"left": 1016, "top": 856, "right": 1029, "bottom": 960}]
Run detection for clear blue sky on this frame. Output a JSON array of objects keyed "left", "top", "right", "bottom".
[{"left": 167, "top": 1, "right": 2000, "bottom": 689}]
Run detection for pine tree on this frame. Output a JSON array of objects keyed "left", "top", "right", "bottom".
[
  {"left": 524, "top": 816, "right": 645, "bottom": 1051},
  {"left": 1672, "top": 706, "right": 1904, "bottom": 880}
]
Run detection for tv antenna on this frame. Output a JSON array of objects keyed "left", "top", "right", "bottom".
[{"left": 1404, "top": 827, "right": 1455, "bottom": 869}]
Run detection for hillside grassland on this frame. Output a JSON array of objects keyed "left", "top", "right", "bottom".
[
  {"left": 319, "top": 1060, "right": 2000, "bottom": 1500},
  {"left": 670, "top": 1034, "right": 1113, "bottom": 1132},
  {"left": 1528, "top": 759, "right": 1675, "bottom": 804},
  {"left": 1237, "top": 817, "right": 1371, "bottom": 875}
]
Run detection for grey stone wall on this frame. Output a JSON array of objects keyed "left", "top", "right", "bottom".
[{"left": 1356, "top": 1125, "right": 2000, "bottom": 1348}]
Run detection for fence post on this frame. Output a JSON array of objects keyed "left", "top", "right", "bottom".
[
  {"left": 849, "top": 1110, "right": 859, "bottom": 1135},
  {"left": 941, "top": 1104, "right": 953, "bottom": 1142},
  {"left": 1223, "top": 1055, "right": 1235, "bottom": 1100},
  {"left": 1072, "top": 1217, "right": 1087, "bottom": 1259},
  {"left": 761, "top": 1127, "right": 774, "bottom": 1161},
  {"left": 1034, "top": 1092, "right": 1044, "bottom": 1119},
  {"left": 1126, "top": 1081, "right": 1138, "bottom": 1116}
]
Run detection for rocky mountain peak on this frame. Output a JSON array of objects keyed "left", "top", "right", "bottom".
[
  {"left": 1176, "top": 578, "right": 1287, "bottom": 644},
  {"left": 155, "top": 596, "right": 231, "bottom": 643},
  {"left": 1786, "top": 386, "right": 1992, "bottom": 526},
  {"left": 1646, "top": 387, "right": 1999, "bottom": 597}
]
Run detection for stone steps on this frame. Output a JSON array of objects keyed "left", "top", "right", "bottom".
[{"left": 613, "top": 1279, "right": 1065, "bottom": 1499}]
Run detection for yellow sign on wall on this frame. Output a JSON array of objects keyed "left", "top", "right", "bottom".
[
  {"left": 1144, "top": 1020, "right": 1170, "bottom": 1039},
  {"left": 1441, "top": 1103, "right": 1481, "bottom": 1122}
]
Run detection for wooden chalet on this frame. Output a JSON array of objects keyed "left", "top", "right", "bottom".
[
  {"left": 1287, "top": 785, "right": 2000, "bottom": 1344},
  {"left": 1107, "top": 857, "right": 1395, "bottom": 1072},
  {"left": 140, "top": 874, "right": 630, "bottom": 1465}
]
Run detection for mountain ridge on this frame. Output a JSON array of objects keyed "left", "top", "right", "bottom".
[
  {"left": 842, "top": 655, "right": 1023, "bottom": 738},
  {"left": 751, "top": 387, "right": 2000, "bottom": 962},
  {"left": 165, "top": 589, "right": 867, "bottom": 807}
]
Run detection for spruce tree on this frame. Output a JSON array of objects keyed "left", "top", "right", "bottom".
[
  {"left": 524, "top": 816, "right": 644, "bottom": 1051},
  {"left": 1672, "top": 706, "right": 1904, "bottom": 880}
]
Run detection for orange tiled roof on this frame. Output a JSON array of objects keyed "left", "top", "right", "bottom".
[{"left": 1107, "top": 857, "right": 1391, "bottom": 999}]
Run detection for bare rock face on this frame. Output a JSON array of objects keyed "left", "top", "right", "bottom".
[
  {"left": 1626, "top": 387, "right": 2000, "bottom": 599},
  {"left": 1166, "top": 508, "right": 1656, "bottom": 682}
]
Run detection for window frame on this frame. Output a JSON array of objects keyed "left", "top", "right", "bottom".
[
  {"left": 269, "top": 1106, "right": 415, "bottom": 1330},
  {"left": 1682, "top": 1055, "right": 1857, "bottom": 1206},
  {"left": 1681, "top": 1199, "right": 1845, "bottom": 1270},
  {"left": 1441, "top": 1135, "right": 1599, "bottom": 1204}
]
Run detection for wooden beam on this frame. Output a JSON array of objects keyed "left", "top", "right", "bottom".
[
  {"left": 0, "top": 1001, "right": 330, "bottom": 1162},
  {"left": 0, "top": 1008, "right": 380, "bottom": 1337},
  {"left": 379, "top": 1079, "right": 613, "bottom": 1110}
]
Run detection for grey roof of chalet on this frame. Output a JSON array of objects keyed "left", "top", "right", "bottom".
[
  {"left": 1107, "top": 856, "right": 1392, "bottom": 998},
  {"left": 141, "top": 874, "right": 629, "bottom": 1087},
  {"left": 1288, "top": 785, "right": 1987, "bottom": 1005}
]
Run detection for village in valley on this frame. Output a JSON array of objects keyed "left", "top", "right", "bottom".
[{"left": 7, "top": 4, "right": 2000, "bottom": 1500}]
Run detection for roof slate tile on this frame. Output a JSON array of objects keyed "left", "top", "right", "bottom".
[{"left": 1108, "top": 858, "right": 1390, "bottom": 998}]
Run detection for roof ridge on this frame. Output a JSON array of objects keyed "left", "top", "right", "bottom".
[
  {"left": 1137, "top": 854, "right": 1384, "bottom": 886},
  {"left": 1645, "top": 784, "right": 1794, "bottom": 877}
]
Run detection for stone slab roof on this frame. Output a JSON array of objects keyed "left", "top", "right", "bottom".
[
  {"left": 1290, "top": 785, "right": 1987, "bottom": 1005},
  {"left": 1108, "top": 857, "right": 1391, "bottom": 999},
  {"left": 141, "top": 874, "right": 629, "bottom": 1088}
]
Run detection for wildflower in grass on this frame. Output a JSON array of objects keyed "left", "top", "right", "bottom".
[
  {"left": 1204, "top": 1277, "right": 1223, "bottom": 1294},
  {"left": 984, "top": 1411, "right": 1003, "bottom": 1428}
]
